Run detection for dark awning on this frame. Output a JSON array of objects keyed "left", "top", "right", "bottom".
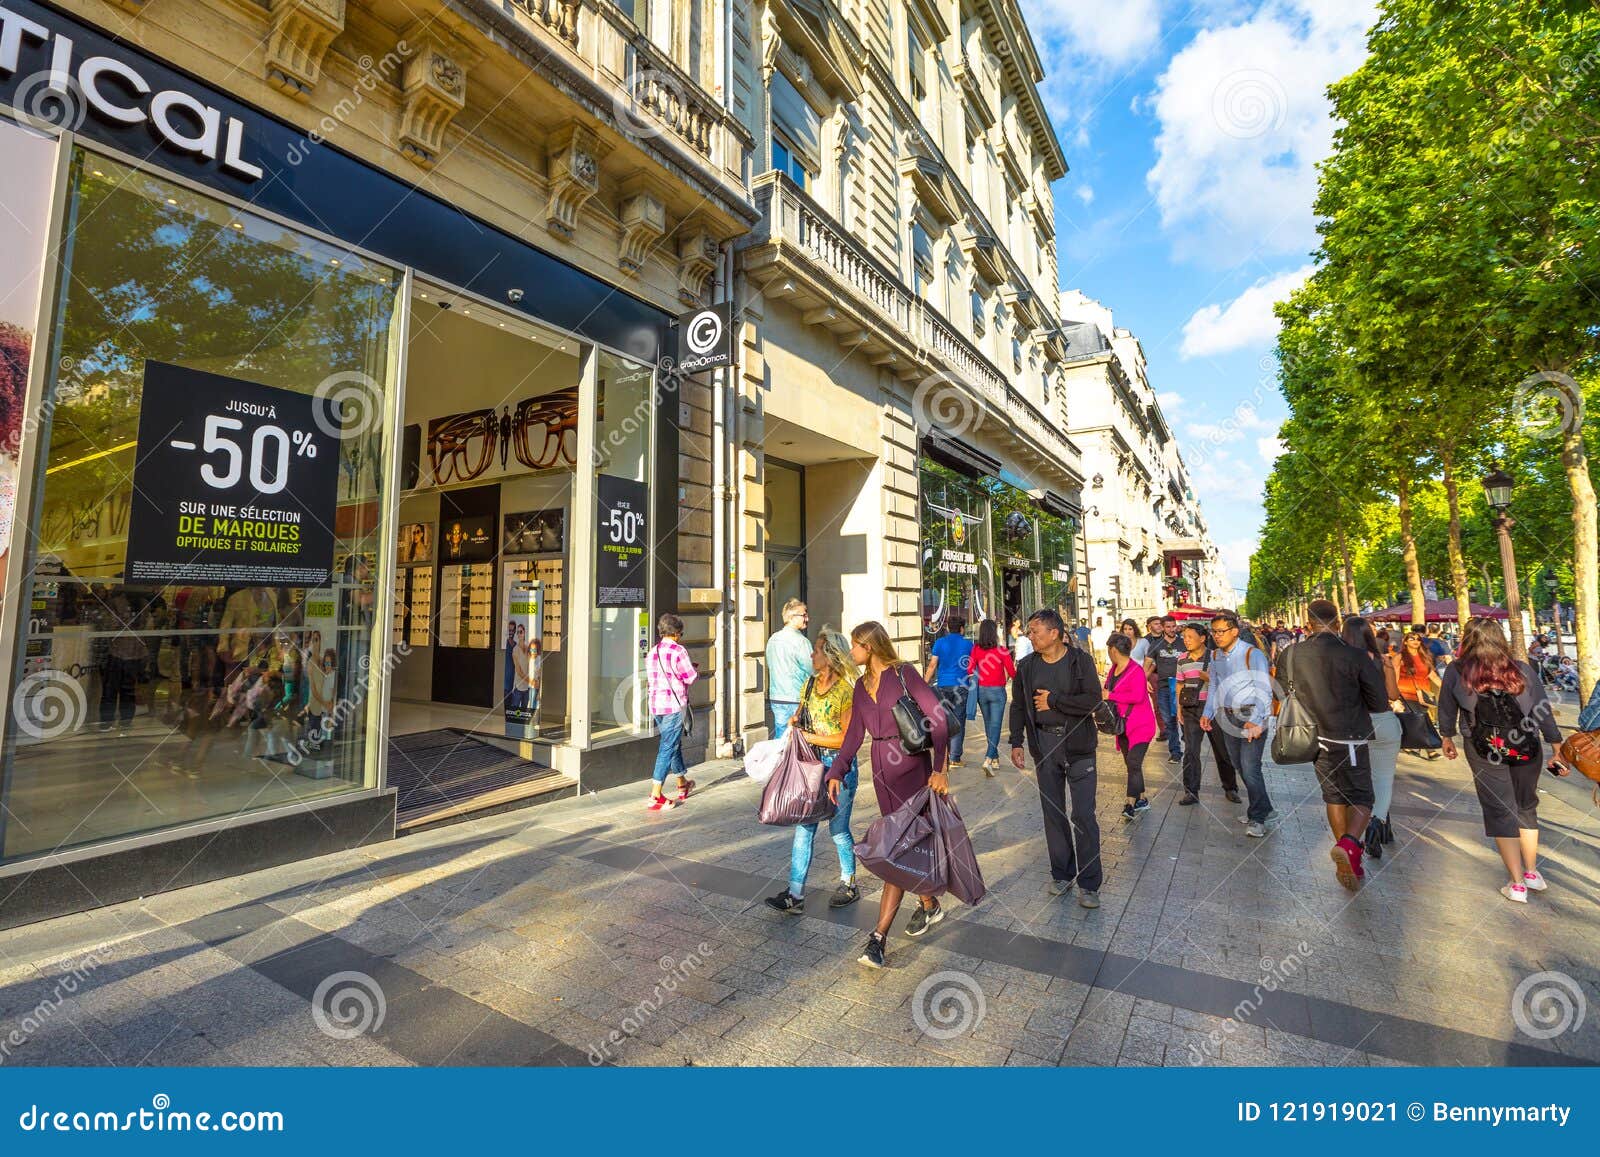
[
  {"left": 1029, "top": 488, "right": 1077, "bottom": 521},
  {"left": 921, "top": 430, "right": 1001, "bottom": 479}
]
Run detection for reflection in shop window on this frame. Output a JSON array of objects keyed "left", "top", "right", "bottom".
[{"left": 0, "top": 148, "right": 401, "bottom": 862}]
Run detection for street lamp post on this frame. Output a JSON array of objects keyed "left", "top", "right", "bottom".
[
  {"left": 1546, "top": 574, "right": 1565, "bottom": 664},
  {"left": 1481, "top": 463, "right": 1526, "bottom": 661}
]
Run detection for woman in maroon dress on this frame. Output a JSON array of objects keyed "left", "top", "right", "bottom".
[{"left": 827, "top": 621, "right": 949, "bottom": 967}]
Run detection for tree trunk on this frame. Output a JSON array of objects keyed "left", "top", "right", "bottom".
[
  {"left": 1563, "top": 419, "right": 1599, "bottom": 706},
  {"left": 1337, "top": 522, "right": 1358, "bottom": 611},
  {"left": 1397, "top": 473, "right": 1427, "bottom": 626},
  {"left": 1440, "top": 449, "right": 1473, "bottom": 625}
]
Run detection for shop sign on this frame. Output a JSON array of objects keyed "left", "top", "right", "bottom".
[
  {"left": 673, "top": 302, "right": 732, "bottom": 372},
  {"left": 1002, "top": 555, "right": 1033, "bottom": 570},
  {"left": 935, "top": 548, "right": 978, "bottom": 576},
  {"left": 0, "top": 4, "right": 262, "bottom": 180},
  {"left": 596, "top": 474, "right": 648, "bottom": 607},
  {"left": 1051, "top": 567, "right": 1073, "bottom": 584},
  {"left": 125, "top": 362, "right": 340, "bottom": 586}
]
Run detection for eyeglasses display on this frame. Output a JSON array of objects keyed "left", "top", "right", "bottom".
[
  {"left": 425, "top": 387, "right": 583, "bottom": 484},
  {"left": 437, "top": 564, "right": 494, "bottom": 649}
]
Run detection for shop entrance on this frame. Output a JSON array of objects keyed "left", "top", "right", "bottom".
[
  {"left": 389, "top": 285, "right": 580, "bottom": 746},
  {"left": 1002, "top": 568, "right": 1030, "bottom": 633}
]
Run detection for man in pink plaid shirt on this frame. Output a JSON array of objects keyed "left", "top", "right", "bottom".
[{"left": 646, "top": 613, "right": 698, "bottom": 810}]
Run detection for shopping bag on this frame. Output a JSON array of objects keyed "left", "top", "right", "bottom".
[
  {"left": 757, "top": 729, "right": 835, "bottom": 826},
  {"left": 742, "top": 737, "right": 785, "bottom": 784},
  {"left": 1396, "top": 703, "right": 1442, "bottom": 750},
  {"left": 856, "top": 787, "right": 946, "bottom": 896},
  {"left": 930, "top": 791, "right": 986, "bottom": 906}
]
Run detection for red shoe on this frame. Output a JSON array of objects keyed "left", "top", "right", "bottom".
[
  {"left": 647, "top": 794, "right": 676, "bottom": 811},
  {"left": 1330, "top": 836, "right": 1364, "bottom": 889},
  {"left": 675, "top": 779, "right": 695, "bottom": 802}
]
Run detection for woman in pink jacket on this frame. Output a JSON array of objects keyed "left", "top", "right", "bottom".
[{"left": 1105, "top": 632, "right": 1158, "bottom": 822}]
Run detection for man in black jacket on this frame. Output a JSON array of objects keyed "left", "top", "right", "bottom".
[
  {"left": 1010, "top": 608, "right": 1104, "bottom": 908},
  {"left": 1279, "top": 600, "right": 1388, "bottom": 889}
]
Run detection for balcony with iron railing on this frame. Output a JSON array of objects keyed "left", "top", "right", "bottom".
[{"left": 744, "top": 172, "right": 1080, "bottom": 484}]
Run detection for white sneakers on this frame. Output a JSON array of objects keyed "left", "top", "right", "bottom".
[
  {"left": 1523, "top": 870, "right": 1548, "bottom": 892},
  {"left": 1500, "top": 883, "right": 1528, "bottom": 903}
]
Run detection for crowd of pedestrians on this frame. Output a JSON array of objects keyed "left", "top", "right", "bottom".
[{"left": 640, "top": 596, "right": 1585, "bottom": 968}]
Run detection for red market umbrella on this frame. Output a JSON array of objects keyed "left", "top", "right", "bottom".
[
  {"left": 1166, "top": 603, "right": 1226, "bottom": 621},
  {"left": 1367, "top": 599, "right": 1508, "bottom": 622}
]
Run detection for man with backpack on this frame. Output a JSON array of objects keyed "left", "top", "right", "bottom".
[
  {"left": 1437, "top": 617, "right": 1570, "bottom": 903},
  {"left": 1201, "top": 611, "right": 1275, "bottom": 836},
  {"left": 1276, "top": 601, "right": 1388, "bottom": 889}
]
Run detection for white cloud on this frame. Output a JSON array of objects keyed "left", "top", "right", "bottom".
[
  {"left": 1157, "top": 390, "right": 1184, "bottom": 413},
  {"left": 1215, "top": 535, "right": 1260, "bottom": 590},
  {"left": 1145, "top": 1, "right": 1376, "bottom": 264},
  {"left": 1257, "top": 434, "right": 1285, "bottom": 462},
  {"left": 1075, "top": 184, "right": 1096, "bottom": 206},
  {"left": 1179, "top": 265, "right": 1311, "bottom": 357},
  {"left": 1026, "top": 0, "right": 1166, "bottom": 143}
]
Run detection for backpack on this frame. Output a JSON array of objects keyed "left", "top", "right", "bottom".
[{"left": 1469, "top": 688, "right": 1538, "bottom": 767}]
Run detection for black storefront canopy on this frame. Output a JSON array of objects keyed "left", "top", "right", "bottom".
[{"left": 921, "top": 430, "right": 1001, "bottom": 479}]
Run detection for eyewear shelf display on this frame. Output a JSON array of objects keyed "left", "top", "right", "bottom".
[
  {"left": 501, "top": 557, "right": 563, "bottom": 652},
  {"left": 391, "top": 566, "right": 434, "bottom": 647},
  {"left": 437, "top": 564, "right": 494, "bottom": 649}
]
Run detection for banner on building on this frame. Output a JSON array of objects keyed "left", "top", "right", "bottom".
[
  {"left": 596, "top": 474, "right": 649, "bottom": 607},
  {"left": 504, "top": 582, "right": 541, "bottom": 739}
]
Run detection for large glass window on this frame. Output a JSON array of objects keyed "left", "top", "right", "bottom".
[
  {"left": 589, "top": 348, "right": 655, "bottom": 742},
  {"left": 0, "top": 149, "right": 401, "bottom": 862},
  {"left": 919, "top": 461, "right": 992, "bottom": 648},
  {"left": 1040, "top": 514, "right": 1079, "bottom": 623}
]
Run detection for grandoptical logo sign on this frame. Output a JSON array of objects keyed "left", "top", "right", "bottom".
[
  {"left": 0, "top": 3, "right": 263, "bottom": 180},
  {"left": 674, "top": 302, "right": 732, "bottom": 372},
  {"left": 125, "top": 362, "right": 341, "bottom": 586},
  {"left": 596, "top": 474, "right": 648, "bottom": 607}
]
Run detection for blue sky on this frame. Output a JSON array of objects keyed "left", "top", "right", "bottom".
[{"left": 1035, "top": 0, "right": 1378, "bottom": 596}]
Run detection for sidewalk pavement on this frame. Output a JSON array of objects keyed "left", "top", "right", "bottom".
[{"left": 1, "top": 721, "right": 1597, "bottom": 1068}]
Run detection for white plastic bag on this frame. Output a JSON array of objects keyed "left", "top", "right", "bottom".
[{"left": 743, "top": 737, "right": 785, "bottom": 784}]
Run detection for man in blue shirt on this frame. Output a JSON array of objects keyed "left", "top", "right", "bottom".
[
  {"left": 765, "top": 599, "right": 812, "bottom": 739},
  {"left": 925, "top": 616, "right": 975, "bottom": 767}
]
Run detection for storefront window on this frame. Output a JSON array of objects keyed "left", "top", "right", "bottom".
[
  {"left": 589, "top": 348, "right": 655, "bottom": 741},
  {"left": 919, "top": 460, "right": 992, "bottom": 644},
  {"left": 0, "top": 148, "right": 401, "bottom": 861},
  {"left": 1040, "top": 514, "right": 1079, "bottom": 624},
  {"left": 990, "top": 480, "right": 1040, "bottom": 630}
]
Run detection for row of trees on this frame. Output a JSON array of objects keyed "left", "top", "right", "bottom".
[{"left": 1246, "top": 0, "right": 1600, "bottom": 704}]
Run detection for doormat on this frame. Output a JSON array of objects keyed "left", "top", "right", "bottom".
[{"left": 386, "top": 728, "right": 568, "bottom": 829}]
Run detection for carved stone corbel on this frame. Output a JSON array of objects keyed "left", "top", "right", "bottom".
[
  {"left": 546, "top": 123, "right": 608, "bottom": 239},
  {"left": 618, "top": 179, "right": 667, "bottom": 276},
  {"left": 397, "top": 30, "right": 470, "bottom": 169},
  {"left": 675, "top": 216, "right": 720, "bottom": 306},
  {"left": 265, "top": 0, "right": 346, "bottom": 100},
  {"left": 759, "top": 5, "right": 782, "bottom": 82}
]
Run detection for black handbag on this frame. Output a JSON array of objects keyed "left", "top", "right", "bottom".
[
  {"left": 1397, "top": 702, "right": 1441, "bottom": 749},
  {"left": 1096, "top": 666, "right": 1128, "bottom": 737},
  {"left": 1178, "top": 653, "right": 1210, "bottom": 709},
  {"left": 1270, "top": 649, "right": 1319, "bottom": 764},
  {"left": 889, "top": 666, "right": 934, "bottom": 755}
]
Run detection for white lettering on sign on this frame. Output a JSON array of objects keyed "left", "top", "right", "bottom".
[
  {"left": 0, "top": 5, "right": 262, "bottom": 180},
  {"left": 936, "top": 548, "right": 978, "bottom": 576}
]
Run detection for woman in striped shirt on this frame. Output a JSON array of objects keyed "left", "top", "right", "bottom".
[{"left": 645, "top": 613, "right": 699, "bottom": 811}]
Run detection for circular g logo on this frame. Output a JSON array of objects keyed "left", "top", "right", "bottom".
[{"left": 685, "top": 309, "right": 723, "bottom": 356}]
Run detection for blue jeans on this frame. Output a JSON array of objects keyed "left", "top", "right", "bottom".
[
  {"left": 789, "top": 753, "right": 857, "bottom": 896},
  {"left": 976, "top": 685, "right": 1007, "bottom": 759},
  {"left": 1157, "top": 679, "right": 1182, "bottom": 758},
  {"left": 935, "top": 685, "right": 967, "bottom": 762},
  {"left": 770, "top": 700, "right": 798, "bottom": 741},
  {"left": 1221, "top": 729, "right": 1272, "bottom": 822},
  {"left": 652, "top": 711, "right": 687, "bottom": 784}
]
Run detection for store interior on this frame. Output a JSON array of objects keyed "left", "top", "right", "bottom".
[{"left": 389, "top": 285, "right": 581, "bottom": 744}]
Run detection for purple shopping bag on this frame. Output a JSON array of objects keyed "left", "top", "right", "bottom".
[
  {"left": 757, "top": 728, "right": 836, "bottom": 826},
  {"left": 930, "top": 791, "right": 987, "bottom": 906},
  {"left": 856, "top": 787, "right": 947, "bottom": 896}
]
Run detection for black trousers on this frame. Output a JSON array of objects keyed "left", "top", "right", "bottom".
[
  {"left": 1034, "top": 746, "right": 1103, "bottom": 891},
  {"left": 1179, "top": 705, "right": 1238, "bottom": 794}
]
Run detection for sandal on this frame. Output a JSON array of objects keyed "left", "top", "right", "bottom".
[
  {"left": 647, "top": 794, "right": 676, "bottom": 811},
  {"left": 675, "top": 779, "right": 695, "bottom": 802}
]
